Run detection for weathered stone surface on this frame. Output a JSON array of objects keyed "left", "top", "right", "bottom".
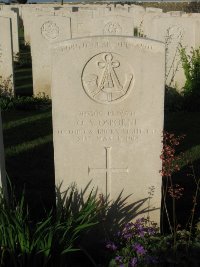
[
  {"left": 30, "top": 14, "right": 71, "bottom": 97},
  {"left": 0, "top": 10, "right": 19, "bottom": 56},
  {"left": 22, "top": 7, "right": 54, "bottom": 45},
  {"left": 0, "top": 16, "right": 14, "bottom": 95},
  {"left": 72, "top": 14, "right": 134, "bottom": 38},
  {"left": 51, "top": 36, "right": 165, "bottom": 224},
  {"left": 146, "top": 7, "right": 163, "bottom": 13},
  {"left": 146, "top": 16, "right": 200, "bottom": 89},
  {"left": 128, "top": 5, "right": 145, "bottom": 29}
]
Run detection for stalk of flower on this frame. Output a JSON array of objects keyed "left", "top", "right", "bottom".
[
  {"left": 187, "top": 168, "right": 200, "bottom": 247},
  {"left": 160, "top": 131, "right": 185, "bottom": 235}
]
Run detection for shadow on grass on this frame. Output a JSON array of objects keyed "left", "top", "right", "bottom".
[
  {"left": 6, "top": 140, "right": 55, "bottom": 220},
  {"left": 2, "top": 109, "right": 54, "bottom": 219},
  {"left": 164, "top": 111, "right": 200, "bottom": 154},
  {"left": 3, "top": 111, "right": 52, "bottom": 147}
]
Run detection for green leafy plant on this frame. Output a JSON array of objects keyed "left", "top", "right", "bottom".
[
  {"left": 180, "top": 46, "right": 200, "bottom": 96},
  {"left": 0, "top": 76, "right": 14, "bottom": 98},
  {"left": 133, "top": 21, "right": 146, "bottom": 38},
  {"left": 106, "top": 217, "right": 200, "bottom": 267},
  {"left": 0, "top": 183, "right": 101, "bottom": 267},
  {"left": 180, "top": 46, "right": 200, "bottom": 110},
  {"left": 0, "top": 95, "right": 51, "bottom": 111},
  {"left": 0, "top": 76, "right": 51, "bottom": 111}
]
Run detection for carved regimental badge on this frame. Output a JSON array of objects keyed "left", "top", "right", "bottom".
[
  {"left": 166, "top": 25, "right": 184, "bottom": 44},
  {"left": 41, "top": 21, "right": 59, "bottom": 41},
  {"left": 82, "top": 53, "right": 134, "bottom": 104}
]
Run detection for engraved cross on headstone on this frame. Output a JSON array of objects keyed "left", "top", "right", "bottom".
[{"left": 88, "top": 147, "right": 129, "bottom": 198}]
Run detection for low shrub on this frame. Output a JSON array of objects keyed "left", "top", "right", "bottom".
[
  {"left": 0, "top": 77, "right": 51, "bottom": 111},
  {"left": 106, "top": 217, "right": 160, "bottom": 267},
  {"left": 165, "top": 46, "right": 200, "bottom": 112},
  {"left": 106, "top": 218, "right": 200, "bottom": 267},
  {"left": 180, "top": 46, "right": 200, "bottom": 111},
  {"left": 0, "top": 95, "right": 51, "bottom": 111},
  {"left": 0, "top": 184, "right": 102, "bottom": 267}
]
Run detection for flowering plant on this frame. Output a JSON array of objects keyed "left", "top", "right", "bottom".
[{"left": 106, "top": 217, "right": 161, "bottom": 267}]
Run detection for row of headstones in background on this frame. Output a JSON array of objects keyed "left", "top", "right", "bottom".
[
  {"left": 0, "top": 16, "right": 14, "bottom": 94},
  {"left": 21, "top": 4, "right": 157, "bottom": 45},
  {"left": 1, "top": 3, "right": 200, "bottom": 97},
  {"left": 144, "top": 13, "right": 200, "bottom": 89},
  {"left": 0, "top": 3, "right": 165, "bottom": 225},
  {"left": 12, "top": 5, "right": 147, "bottom": 97},
  {"left": 18, "top": 4, "right": 200, "bottom": 97}
]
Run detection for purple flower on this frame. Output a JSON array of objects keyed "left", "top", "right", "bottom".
[
  {"left": 106, "top": 242, "right": 117, "bottom": 251},
  {"left": 138, "top": 230, "right": 145, "bottom": 237},
  {"left": 115, "top": 255, "right": 123, "bottom": 264},
  {"left": 130, "top": 257, "right": 137, "bottom": 267},
  {"left": 124, "top": 222, "right": 133, "bottom": 229},
  {"left": 133, "top": 243, "right": 146, "bottom": 255},
  {"left": 123, "top": 233, "right": 132, "bottom": 239},
  {"left": 147, "top": 227, "right": 156, "bottom": 235}
]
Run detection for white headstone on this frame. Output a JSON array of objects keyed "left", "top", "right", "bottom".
[
  {"left": 30, "top": 14, "right": 71, "bottom": 97},
  {"left": 146, "top": 16, "right": 200, "bottom": 89},
  {"left": 0, "top": 16, "right": 14, "bottom": 95},
  {"left": 51, "top": 36, "right": 165, "bottom": 224},
  {"left": 146, "top": 7, "right": 163, "bottom": 13},
  {"left": 21, "top": 6, "right": 56, "bottom": 45},
  {"left": 128, "top": 5, "right": 146, "bottom": 29},
  {"left": 0, "top": 10, "right": 19, "bottom": 57},
  {"left": 72, "top": 14, "right": 134, "bottom": 38}
]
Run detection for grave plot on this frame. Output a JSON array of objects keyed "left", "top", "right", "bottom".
[{"left": 51, "top": 36, "right": 165, "bottom": 224}]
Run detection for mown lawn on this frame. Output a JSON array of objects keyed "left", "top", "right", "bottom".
[{"left": 1, "top": 109, "right": 200, "bottom": 224}]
